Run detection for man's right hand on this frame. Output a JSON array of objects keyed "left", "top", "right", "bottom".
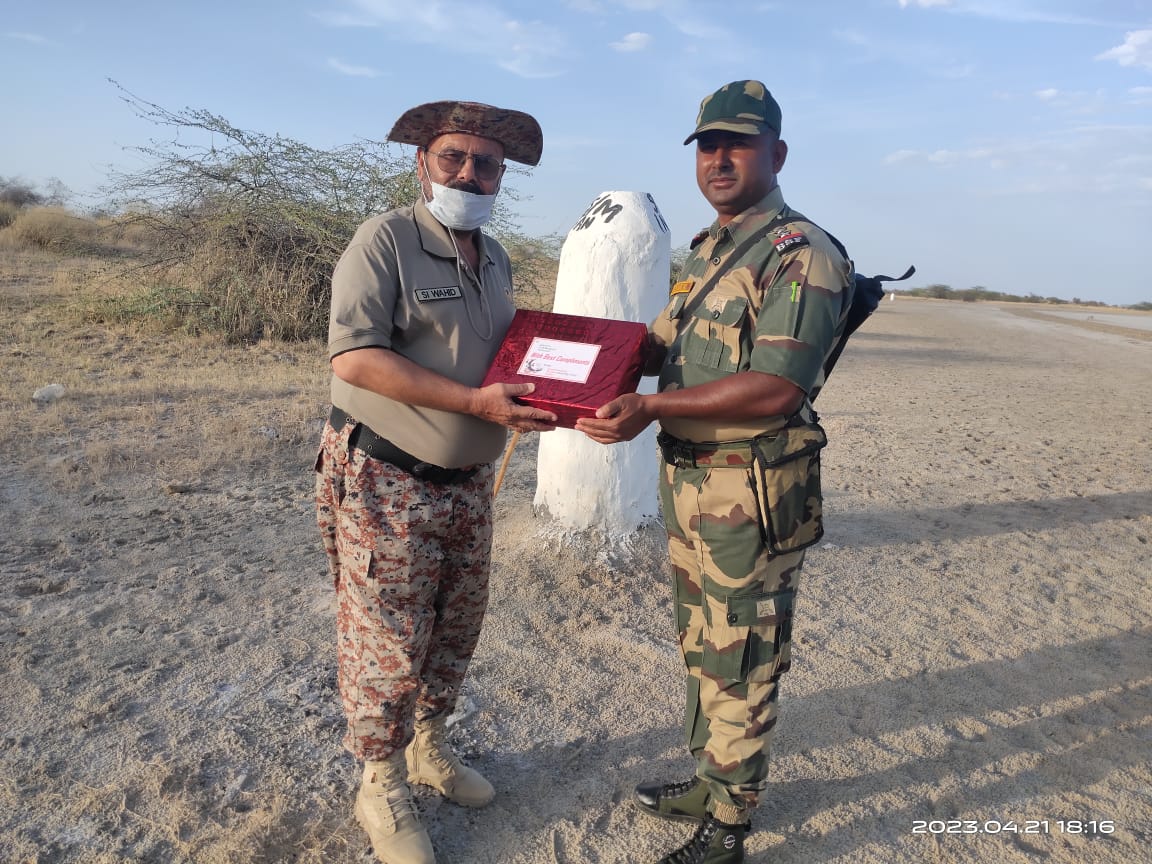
[{"left": 471, "top": 382, "right": 558, "bottom": 432}]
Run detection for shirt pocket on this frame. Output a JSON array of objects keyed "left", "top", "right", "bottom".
[{"left": 684, "top": 295, "right": 749, "bottom": 372}]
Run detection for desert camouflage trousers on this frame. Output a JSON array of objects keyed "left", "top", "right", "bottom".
[
  {"left": 315, "top": 418, "right": 495, "bottom": 761},
  {"left": 660, "top": 455, "right": 808, "bottom": 811}
]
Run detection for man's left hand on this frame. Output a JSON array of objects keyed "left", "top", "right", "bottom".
[{"left": 575, "top": 393, "right": 653, "bottom": 444}]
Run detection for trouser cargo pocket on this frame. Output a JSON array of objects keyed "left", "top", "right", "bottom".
[{"left": 701, "top": 588, "right": 797, "bottom": 683}]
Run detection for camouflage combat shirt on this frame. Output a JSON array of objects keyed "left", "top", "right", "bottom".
[{"left": 650, "top": 186, "right": 853, "bottom": 443}]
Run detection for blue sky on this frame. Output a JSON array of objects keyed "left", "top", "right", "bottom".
[{"left": 3, "top": 0, "right": 1151, "bottom": 305}]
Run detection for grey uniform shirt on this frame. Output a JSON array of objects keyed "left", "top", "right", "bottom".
[{"left": 328, "top": 199, "right": 516, "bottom": 468}]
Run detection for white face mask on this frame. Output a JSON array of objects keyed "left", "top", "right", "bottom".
[{"left": 424, "top": 181, "right": 497, "bottom": 231}]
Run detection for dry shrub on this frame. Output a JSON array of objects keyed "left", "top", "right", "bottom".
[
  {"left": 0, "top": 206, "right": 103, "bottom": 254},
  {"left": 94, "top": 86, "right": 562, "bottom": 343},
  {"left": 0, "top": 201, "right": 17, "bottom": 229},
  {"left": 505, "top": 235, "right": 560, "bottom": 311},
  {"left": 87, "top": 237, "right": 330, "bottom": 342},
  {"left": 103, "top": 212, "right": 162, "bottom": 250}
]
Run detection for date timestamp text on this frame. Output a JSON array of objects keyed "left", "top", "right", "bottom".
[{"left": 912, "top": 820, "right": 1115, "bottom": 835}]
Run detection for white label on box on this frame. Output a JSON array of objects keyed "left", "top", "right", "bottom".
[{"left": 516, "top": 337, "right": 602, "bottom": 384}]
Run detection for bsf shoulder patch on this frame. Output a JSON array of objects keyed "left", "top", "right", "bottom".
[
  {"left": 772, "top": 227, "right": 809, "bottom": 254},
  {"left": 670, "top": 279, "right": 694, "bottom": 296},
  {"left": 415, "top": 286, "right": 462, "bottom": 302}
]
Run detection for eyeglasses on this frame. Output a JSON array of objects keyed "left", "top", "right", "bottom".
[{"left": 426, "top": 149, "right": 506, "bottom": 181}]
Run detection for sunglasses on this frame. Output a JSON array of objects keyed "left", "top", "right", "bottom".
[{"left": 426, "top": 149, "right": 506, "bottom": 181}]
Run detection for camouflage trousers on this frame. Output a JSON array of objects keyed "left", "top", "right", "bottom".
[
  {"left": 315, "top": 418, "right": 495, "bottom": 761},
  {"left": 659, "top": 452, "right": 810, "bottom": 812}
]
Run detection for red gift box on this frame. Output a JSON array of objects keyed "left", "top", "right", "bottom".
[{"left": 482, "top": 309, "right": 649, "bottom": 428}]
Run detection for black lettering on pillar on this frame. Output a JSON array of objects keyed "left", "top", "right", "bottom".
[
  {"left": 646, "top": 193, "right": 669, "bottom": 233},
  {"left": 573, "top": 194, "right": 625, "bottom": 231}
]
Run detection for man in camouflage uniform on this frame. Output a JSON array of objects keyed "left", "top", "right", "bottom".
[
  {"left": 315, "top": 100, "right": 556, "bottom": 864},
  {"left": 576, "top": 80, "right": 854, "bottom": 863}
]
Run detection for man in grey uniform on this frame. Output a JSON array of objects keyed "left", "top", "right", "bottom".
[{"left": 315, "top": 100, "right": 556, "bottom": 864}]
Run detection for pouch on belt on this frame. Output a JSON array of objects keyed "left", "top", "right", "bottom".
[{"left": 750, "top": 422, "right": 827, "bottom": 555}]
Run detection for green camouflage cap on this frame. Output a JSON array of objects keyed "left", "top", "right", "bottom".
[
  {"left": 684, "top": 80, "right": 782, "bottom": 145},
  {"left": 387, "top": 100, "right": 543, "bottom": 166}
]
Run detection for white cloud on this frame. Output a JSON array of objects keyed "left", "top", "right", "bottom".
[
  {"left": 327, "top": 57, "right": 381, "bottom": 77},
  {"left": 320, "top": 0, "right": 571, "bottom": 78},
  {"left": 835, "top": 28, "right": 972, "bottom": 80},
  {"left": 670, "top": 16, "right": 731, "bottom": 40},
  {"left": 926, "top": 147, "right": 994, "bottom": 165},
  {"left": 5, "top": 31, "right": 49, "bottom": 44},
  {"left": 1097, "top": 30, "right": 1152, "bottom": 70},
  {"left": 599, "top": 0, "right": 733, "bottom": 40},
  {"left": 884, "top": 149, "right": 920, "bottom": 165},
  {"left": 311, "top": 9, "right": 378, "bottom": 27},
  {"left": 500, "top": 18, "right": 570, "bottom": 77},
  {"left": 1027, "top": 87, "right": 1122, "bottom": 116},
  {"left": 899, "top": 2, "right": 1112, "bottom": 26},
  {"left": 1111, "top": 151, "right": 1152, "bottom": 169},
  {"left": 883, "top": 125, "right": 1152, "bottom": 200},
  {"left": 610, "top": 31, "right": 651, "bottom": 52}
]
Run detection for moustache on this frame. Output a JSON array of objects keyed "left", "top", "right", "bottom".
[{"left": 447, "top": 180, "right": 485, "bottom": 195}]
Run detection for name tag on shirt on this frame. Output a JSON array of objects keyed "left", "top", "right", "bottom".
[{"left": 415, "top": 286, "right": 462, "bottom": 302}]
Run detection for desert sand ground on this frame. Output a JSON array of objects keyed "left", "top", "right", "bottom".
[{"left": 2, "top": 275, "right": 1150, "bottom": 863}]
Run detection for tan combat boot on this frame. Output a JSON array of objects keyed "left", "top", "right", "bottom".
[
  {"left": 355, "top": 752, "right": 436, "bottom": 864},
  {"left": 406, "top": 716, "right": 495, "bottom": 807}
]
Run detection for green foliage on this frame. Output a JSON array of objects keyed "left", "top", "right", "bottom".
[
  {"left": 900, "top": 283, "right": 1149, "bottom": 308},
  {"left": 912, "top": 283, "right": 954, "bottom": 300}
]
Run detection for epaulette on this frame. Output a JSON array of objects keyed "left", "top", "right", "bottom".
[
  {"left": 770, "top": 223, "right": 809, "bottom": 255},
  {"left": 689, "top": 228, "right": 709, "bottom": 250}
]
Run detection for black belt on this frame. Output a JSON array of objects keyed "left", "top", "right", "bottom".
[
  {"left": 329, "top": 406, "right": 479, "bottom": 485},
  {"left": 656, "top": 412, "right": 815, "bottom": 469},
  {"left": 657, "top": 431, "right": 758, "bottom": 469}
]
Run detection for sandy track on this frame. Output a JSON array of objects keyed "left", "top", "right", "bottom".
[{"left": 2, "top": 298, "right": 1149, "bottom": 863}]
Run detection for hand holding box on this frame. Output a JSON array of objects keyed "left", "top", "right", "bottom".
[{"left": 482, "top": 309, "right": 649, "bottom": 428}]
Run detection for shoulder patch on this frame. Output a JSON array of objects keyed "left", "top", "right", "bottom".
[
  {"left": 670, "top": 279, "right": 694, "bottom": 296},
  {"left": 689, "top": 228, "right": 710, "bottom": 250},
  {"left": 771, "top": 226, "right": 809, "bottom": 255}
]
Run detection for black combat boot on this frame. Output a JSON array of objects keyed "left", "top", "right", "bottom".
[
  {"left": 634, "top": 777, "right": 710, "bottom": 823},
  {"left": 655, "top": 815, "right": 748, "bottom": 864}
]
